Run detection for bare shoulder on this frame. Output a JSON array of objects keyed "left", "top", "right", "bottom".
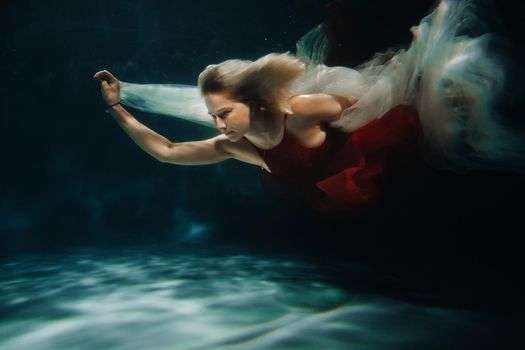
[
  {"left": 218, "top": 135, "right": 265, "bottom": 167},
  {"left": 288, "top": 93, "right": 357, "bottom": 128},
  {"left": 289, "top": 93, "right": 342, "bottom": 116}
]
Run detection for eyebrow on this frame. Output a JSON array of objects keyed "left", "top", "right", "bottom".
[{"left": 208, "top": 107, "right": 231, "bottom": 115}]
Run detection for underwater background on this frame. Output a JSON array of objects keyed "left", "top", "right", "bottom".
[{"left": 1, "top": 0, "right": 524, "bottom": 349}]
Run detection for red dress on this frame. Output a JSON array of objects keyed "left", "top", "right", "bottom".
[{"left": 255, "top": 105, "right": 426, "bottom": 218}]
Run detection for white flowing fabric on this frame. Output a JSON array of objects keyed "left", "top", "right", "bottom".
[
  {"left": 119, "top": 0, "right": 525, "bottom": 173},
  {"left": 119, "top": 82, "right": 214, "bottom": 128}
]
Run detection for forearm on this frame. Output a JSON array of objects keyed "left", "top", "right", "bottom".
[{"left": 108, "top": 104, "right": 171, "bottom": 161}]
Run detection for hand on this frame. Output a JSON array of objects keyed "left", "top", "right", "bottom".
[{"left": 93, "top": 70, "right": 120, "bottom": 107}]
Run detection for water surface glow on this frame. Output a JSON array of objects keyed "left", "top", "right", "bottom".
[{"left": 0, "top": 248, "right": 505, "bottom": 349}]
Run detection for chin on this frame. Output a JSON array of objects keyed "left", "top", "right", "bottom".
[
  {"left": 228, "top": 135, "right": 242, "bottom": 142},
  {"left": 227, "top": 132, "right": 244, "bottom": 142}
]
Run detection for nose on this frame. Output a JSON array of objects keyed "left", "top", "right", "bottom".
[{"left": 215, "top": 117, "right": 226, "bottom": 131}]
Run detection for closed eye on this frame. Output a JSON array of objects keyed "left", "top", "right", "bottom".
[
  {"left": 219, "top": 110, "right": 231, "bottom": 118},
  {"left": 209, "top": 109, "right": 231, "bottom": 119}
]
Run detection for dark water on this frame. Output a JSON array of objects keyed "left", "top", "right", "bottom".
[{"left": 0, "top": 247, "right": 515, "bottom": 350}]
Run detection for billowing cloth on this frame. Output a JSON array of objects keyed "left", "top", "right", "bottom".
[
  {"left": 257, "top": 105, "right": 427, "bottom": 217},
  {"left": 292, "top": 0, "right": 524, "bottom": 173}
]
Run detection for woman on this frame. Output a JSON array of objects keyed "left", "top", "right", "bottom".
[
  {"left": 94, "top": 54, "right": 424, "bottom": 217},
  {"left": 93, "top": 0, "right": 525, "bottom": 216},
  {"left": 93, "top": 56, "right": 349, "bottom": 174}
]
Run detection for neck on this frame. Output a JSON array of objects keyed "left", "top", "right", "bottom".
[{"left": 245, "top": 109, "right": 285, "bottom": 149}]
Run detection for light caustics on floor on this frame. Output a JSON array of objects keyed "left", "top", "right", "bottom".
[{"left": 0, "top": 248, "right": 504, "bottom": 350}]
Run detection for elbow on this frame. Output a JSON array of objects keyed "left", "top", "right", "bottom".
[
  {"left": 325, "top": 95, "right": 358, "bottom": 123},
  {"left": 154, "top": 153, "right": 167, "bottom": 163},
  {"left": 330, "top": 94, "right": 357, "bottom": 112},
  {"left": 155, "top": 142, "right": 174, "bottom": 163}
]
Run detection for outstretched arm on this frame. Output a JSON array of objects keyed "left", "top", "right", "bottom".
[
  {"left": 108, "top": 104, "right": 232, "bottom": 164},
  {"left": 94, "top": 70, "right": 232, "bottom": 165}
]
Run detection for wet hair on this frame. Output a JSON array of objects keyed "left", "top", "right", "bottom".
[{"left": 197, "top": 53, "right": 305, "bottom": 115}]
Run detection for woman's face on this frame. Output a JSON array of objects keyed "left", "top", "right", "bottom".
[{"left": 204, "top": 92, "right": 251, "bottom": 142}]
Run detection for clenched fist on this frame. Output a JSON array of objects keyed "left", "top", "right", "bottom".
[{"left": 93, "top": 70, "right": 120, "bottom": 107}]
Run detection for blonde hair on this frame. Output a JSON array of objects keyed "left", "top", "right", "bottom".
[{"left": 197, "top": 53, "right": 305, "bottom": 115}]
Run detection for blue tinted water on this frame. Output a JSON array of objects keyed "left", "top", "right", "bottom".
[{"left": 0, "top": 247, "right": 510, "bottom": 350}]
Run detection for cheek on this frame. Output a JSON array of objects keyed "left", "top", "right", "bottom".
[
  {"left": 243, "top": 109, "right": 252, "bottom": 128},
  {"left": 242, "top": 115, "right": 251, "bottom": 130},
  {"left": 232, "top": 112, "right": 250, "bottom": 130}
]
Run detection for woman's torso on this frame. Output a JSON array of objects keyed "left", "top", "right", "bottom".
[
  {"left": 225, "top": 113, "right": 331, "bottom": 173},
  {"left": 256, "top": 116, "right": 350, "bottom": 180},
  {"left": 226, "top": 105, "right": 422, "bottom": 181}
]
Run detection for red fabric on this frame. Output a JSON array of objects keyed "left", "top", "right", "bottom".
[{"left": 257, "top": 104, "right": 425, "bottom": 217}]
